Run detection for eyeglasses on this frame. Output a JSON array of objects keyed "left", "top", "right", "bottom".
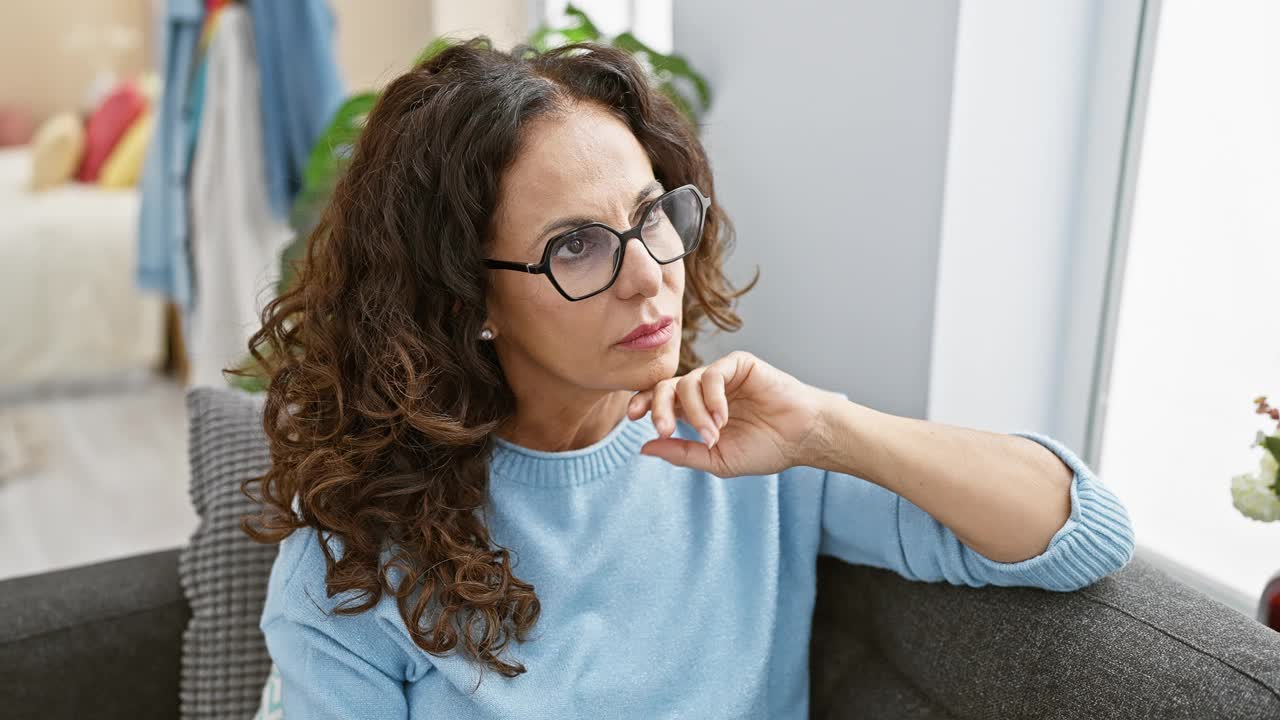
[{"left": 483, "top": 183, "right": 711, "bottom": 301}]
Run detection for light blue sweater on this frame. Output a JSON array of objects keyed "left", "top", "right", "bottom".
[{"left": 259, "top": 409, "right": 1136, "bottom": 718}]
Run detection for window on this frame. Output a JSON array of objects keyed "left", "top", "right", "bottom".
[{"left": 1099, "top": 0, "right": 1280, "bottom": 607}]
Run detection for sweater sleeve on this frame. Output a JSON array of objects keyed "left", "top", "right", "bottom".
[
  {"left": 259, "top": 528, "right": 420, "bottom": 719},
  {"left": 817, "top": 429, "right": 1137, "bottom": 592},
  {"left": 261, "top": 611, "right": 410, "bottom": 719}
]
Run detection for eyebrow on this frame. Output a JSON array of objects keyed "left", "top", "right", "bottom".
[{"left": 530, "top": 179, "right": 666, "bottom": 250}]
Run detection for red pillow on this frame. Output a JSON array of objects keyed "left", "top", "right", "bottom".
[
  {"left": 76, "top": 81, "right": 147, "bottom": 183},
  {"left": 0, "top": 106, "right": 34, "bottom": 147}
]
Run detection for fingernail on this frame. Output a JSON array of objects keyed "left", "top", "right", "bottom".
[
  {"left": 703, "top": 426, "right": 717, "bottom": 447},
  {"left": 713, "top": 411, "right": 725, "bottom": 428}
]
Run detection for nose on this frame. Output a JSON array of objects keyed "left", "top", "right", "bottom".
[{"left": 611, "top": 235, "right": 663, "bottom": 299}]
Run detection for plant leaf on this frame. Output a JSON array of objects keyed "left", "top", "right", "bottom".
[
  {"left": 277, "top": 93, "right": 377, "bottom": 295},
  {"left": 299, "top": 93, "right": 377, "bottom": 202},
  {"left": 562, "top": 3, "right": 602, "bottom": 39},
  {"left": 1263, "top": 435, "right": 1280, "bottom": 493},
  {"left": 529, "top": 2, "right": 603, "bottom": 51},
  {"left": 414, "top": 35, "right": 459, "bottom": 66},
  {"left": 612, "top": 32, "right": 712, "bottom": 115}
]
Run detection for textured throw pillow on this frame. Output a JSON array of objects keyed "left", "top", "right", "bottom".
[
  {"left": 180, "top": 385, "right": 277, "bottom": 719},
  {"left": 27, "top": 112, "right": 85, "bottom": 191}
]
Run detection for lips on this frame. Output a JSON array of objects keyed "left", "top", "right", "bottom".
[{"left": 617, "top": 316, "right": 674, "bottom": 345}]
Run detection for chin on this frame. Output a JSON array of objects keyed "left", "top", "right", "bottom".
[
  {"left": 621, "top": 345, "right": 680, "bottom": 389},
  {"left": 653, "top": 344, "right": 682, "bottom": 378}
]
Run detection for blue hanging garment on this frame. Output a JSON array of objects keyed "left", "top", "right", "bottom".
[
  {"left": 137, "top": 0, "right": 345, "bottom": 311},
  {"left": 248, "top": 0, "right": 347, "bottom": 220},
  {"left": 136, "top": 0, "right": 204, "bottom": 311}
]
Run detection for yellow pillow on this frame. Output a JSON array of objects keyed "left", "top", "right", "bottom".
[
  {"left": 99, "top": 110, "right": 153, "bottom": 188},
  {"left": 136, "top": 71, "right": 161, "bottom": 105},
  {"left": 28, "top": 112, "right": 85, "bottom": 191}
]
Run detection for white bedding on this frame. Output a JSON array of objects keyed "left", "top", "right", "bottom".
[{"left": 0, "top": 147, "right": 165, "bottom": 391}]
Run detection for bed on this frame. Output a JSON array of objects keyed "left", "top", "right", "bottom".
[{"left": 0, "top": 147, "right": 166, "bottom": 398}]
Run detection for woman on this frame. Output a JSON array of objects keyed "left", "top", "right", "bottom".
[{"left": 245, "top": 37, "right": 1136, "bottom": 718}]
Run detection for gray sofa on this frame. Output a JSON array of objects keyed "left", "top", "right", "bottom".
[{"left": 2, "top": 387, "right": 1279, "bottom": 719}]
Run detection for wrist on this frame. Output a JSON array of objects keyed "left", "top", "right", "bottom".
[
  {"left": 803, "top": 389, "right": 878, "bottom": 475},
  {"left": 803, "top": 386, "right": 865, "bottom": 471}
]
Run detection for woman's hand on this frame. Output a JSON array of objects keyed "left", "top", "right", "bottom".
[{"left": 626, "top": 350, "right": 841, "bottom": 476}]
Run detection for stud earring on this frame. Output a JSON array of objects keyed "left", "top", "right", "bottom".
[{"left": 479, "top": 327, "right": 494, "bottom": 341}]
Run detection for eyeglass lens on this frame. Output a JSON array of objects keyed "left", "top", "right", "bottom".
[{"left": 547, "top": 187, "right": 703, "bottom": 298}]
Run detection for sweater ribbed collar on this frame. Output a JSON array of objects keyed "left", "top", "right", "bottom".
[{"left": 488, "top": 411, "right": 658, "bottom": 487}]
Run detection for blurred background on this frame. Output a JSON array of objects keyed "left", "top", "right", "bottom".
[{"left": 0, "top": 0, "right": 1276, "bottom": 625}]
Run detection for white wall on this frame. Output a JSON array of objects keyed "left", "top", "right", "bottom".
[
  {"left": 928, "top": 1, "right": 1098, "bottom": 439},
  {"left": 332, "top": 0, "right": 528, "bottom": 91},
  {"left": 928, "top": 0, "right": 1146, "bottom": 456},
  {"left": 673, "top": 0, "right": 960, "bottom": 419},
  {"left": 0, "top": 0, "right": 153, "bottom": 124}
]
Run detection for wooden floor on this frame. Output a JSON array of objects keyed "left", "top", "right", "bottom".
[{"left": 0, "top": 376, "right": 196, "bottom": 581}]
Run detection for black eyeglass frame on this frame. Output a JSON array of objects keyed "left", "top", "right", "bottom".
[{"left": 482, "top": 183, "right": 711, "bottom": 301}]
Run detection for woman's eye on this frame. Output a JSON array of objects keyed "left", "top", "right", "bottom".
[
  {"left": 643, "top": 203, "right": 665, "bottom": 228},
  {"left": 553, "top": 234, "right": 596, "bottom": 260}
]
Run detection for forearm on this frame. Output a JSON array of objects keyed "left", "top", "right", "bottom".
[{"left": 808, "top": 394, "right": 1074, "bottom": 564}]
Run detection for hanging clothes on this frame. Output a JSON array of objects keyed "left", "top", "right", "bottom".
[
  {"left": 182, "top": 0, "right": 231, "bottom": 172},
  {"left": 135, "top": 0, "right": 203, "bottom": 311},
  {"left": 248, "top": 0, "right": 346, "bottom": 219},
  {"left": 187, "top": 4, "right": 293, "bottom": 388},
  {"left": 137, "top": 0, "right": 344, "bottom": 387}
]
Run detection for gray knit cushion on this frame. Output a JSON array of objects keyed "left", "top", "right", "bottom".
[{"left": 179, "top": 385, "right": 276, "bottom": 720}]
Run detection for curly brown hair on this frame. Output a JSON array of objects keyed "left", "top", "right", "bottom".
[{"left": 237, "top": 36, "right": 758, "bottom": 682}]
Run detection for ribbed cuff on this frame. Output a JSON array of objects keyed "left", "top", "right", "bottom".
[{"left": 962, "top": 431, "right": 1137, "bottom": 591}]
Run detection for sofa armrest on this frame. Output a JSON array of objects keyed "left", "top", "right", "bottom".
[
  {"left": 811, "top": 553, "right": 1280, "bottom": 720},
  {"left": 0, "top": 548, "right": 189, "bottom": 720}
]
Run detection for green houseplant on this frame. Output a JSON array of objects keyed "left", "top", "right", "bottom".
[{"left": 228, "top": 4, "right": 710, "bottom": 392}]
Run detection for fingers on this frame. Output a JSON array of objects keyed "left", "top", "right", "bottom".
[
  {"left": 640, "top": 437, "right": 717, "bottom": 473},
  {"left": 675, "top": 372, "right": 718, "bottom": 448},
  {"left": 634, "top": 375, "right": 705, "bottom": 443},
  {"left": 700, "top": 369, "right": 728, "bottom": 430},
  {"left": 627, "top": 390, "right": 651, "bottom": 420},
  {"left": 627, "top": 358, "right": 735, "bottom": 447},
  {"left": 650, "top": 380, "right": 679, "bottom": 438}
]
